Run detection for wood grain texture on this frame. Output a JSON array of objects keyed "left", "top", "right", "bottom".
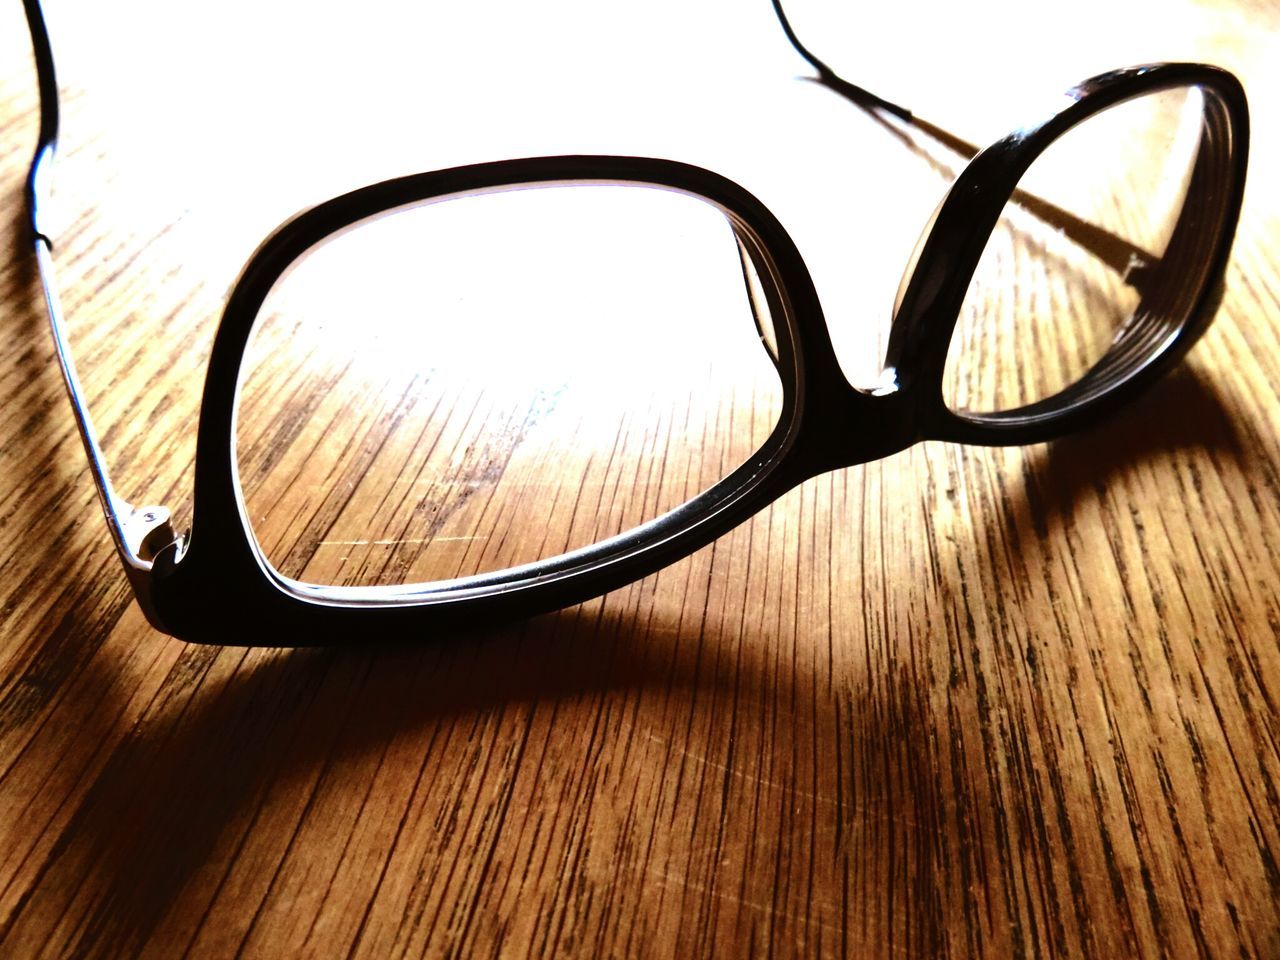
[{"left": 1, "top": 0, "right": 1277, "bottom": 957}]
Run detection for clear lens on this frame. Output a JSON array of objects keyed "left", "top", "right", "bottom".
[
  {"left": 235, "top": 185, "right": 786, "bottom": 588},
  {"left": 944, "top": 87, "right": 1206, "bottom": 413}
]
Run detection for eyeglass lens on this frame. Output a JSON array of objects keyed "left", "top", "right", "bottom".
[
  {"left": 944, "top": 86, "right": 1207, "bottom": 413},
  {"left": 234, "top": 185, "right": 786, "bottom": 589}
]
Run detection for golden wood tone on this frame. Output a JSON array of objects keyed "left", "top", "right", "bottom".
[{"left": 1, "top": 0, "right": 1277, "bottom": 956}]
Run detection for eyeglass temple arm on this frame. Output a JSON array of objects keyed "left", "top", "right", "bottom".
[
  {"left": 22, "top": 0, "right": 177, "bottom": 581},
  {"left": 768, "top": 0, "right": 913, "bottom": 122},
  {"left": 769, "top": 0, "right": 1157, "bottom": 287}
]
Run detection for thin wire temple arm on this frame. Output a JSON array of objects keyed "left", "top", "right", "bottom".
[
  {"left": 23, "top": 0, "right": 58, "bottom": 245},
  {"left": 769, "top": 0, "right": 913, "bottom": 122},
  {"left": 21, "top": 0, "right": 177, "bottom": 583},
  {"left": 32, "top": 245, "right": 175, "bottom": 568}
]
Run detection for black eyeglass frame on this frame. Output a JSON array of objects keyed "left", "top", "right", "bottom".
[{"left": 21, "top": 0, "right": 1249, "bottom": 646}]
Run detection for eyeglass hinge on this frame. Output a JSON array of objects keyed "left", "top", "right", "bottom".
[{"left": 122, "top": 504, "right": 181, "bottom": 564}]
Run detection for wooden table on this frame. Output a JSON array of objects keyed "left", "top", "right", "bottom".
[{"left": 1, "top": 0, "right": 1276, "bottom": 956}]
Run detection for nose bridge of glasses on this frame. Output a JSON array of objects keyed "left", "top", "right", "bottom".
[
  {"left": 782, "top": 372, "right": 918, "bottom": 478},
  {"left": 724, "top": 222, "right": 921, "bottom": 470}
]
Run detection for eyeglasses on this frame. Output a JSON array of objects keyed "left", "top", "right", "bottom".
[{"left": 21, "top": 0, "right": 1249, "bottom": 646}]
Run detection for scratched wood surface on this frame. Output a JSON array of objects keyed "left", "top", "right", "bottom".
[{"left": 1, "top": 0, "right": 1278, "bottom": 957}]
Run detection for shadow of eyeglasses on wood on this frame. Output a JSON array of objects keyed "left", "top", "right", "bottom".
[
  {"left": 8, "top": 560, "right": 944, "bottom": 954},
  {"left": 1036, "top": 364, "right": 1241, "bottom": 503},
  {"left": 973, "top": 365, "right": 1244, "bottom": 551}
]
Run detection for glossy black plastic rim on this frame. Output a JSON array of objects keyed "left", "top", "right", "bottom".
[
  {"left": 131, "top": 64, "right": 1248, "bottom": 645},
  {"left": 17, "top": 0, "right": 1249, "bottom": 645}
]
